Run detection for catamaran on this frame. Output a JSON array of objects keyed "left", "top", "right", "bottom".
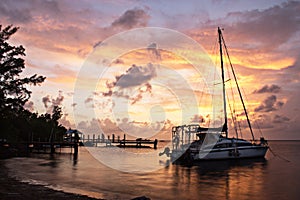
[{"left": 162, "top": 27, "right": 269, "bottom": 162}]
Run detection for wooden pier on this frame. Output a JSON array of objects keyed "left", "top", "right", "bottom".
[
  {"left": 26, "top": 141, "right": 79, "bottom": 154},
  {"left": 117, "top": 139, "right": 158, "bottom": 148},
  {"left": 82, "top": 134, "right": 158, "bottom": 149},
  {"left": 25, "top": 133, "right": 158, "bottom": 155}
]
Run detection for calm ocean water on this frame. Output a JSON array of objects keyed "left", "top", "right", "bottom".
[{"left": 3, "top": 141, "right": 300, "bottom": 200}]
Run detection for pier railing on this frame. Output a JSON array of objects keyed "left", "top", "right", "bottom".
[{"left": 81, "top": 134, "right": 158, "bottom": 149}]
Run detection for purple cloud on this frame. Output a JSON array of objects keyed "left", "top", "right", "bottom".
[
  {"left": 253, "top": 84, "right": 281, "bottom": 94},
  {"left": 111, "top": 8, "right": 149, "bottom": 29},
  {"left": 42, "top": 91, "right": 64, "bottom": 113},
  {"left": 254, "top": 95, "right": 284, "bottom": 112},
  {"left": 23, "top": 100, "right": 35, "bottom": 112},
  {"left": 101, "top": 64, "right": 156, "bottom": 102}
]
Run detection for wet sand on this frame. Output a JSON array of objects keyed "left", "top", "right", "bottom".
[
  {"left": 0, "top": 161, "right": 101, "bottom": 200},
  {"left": 0, "top": 145, "right": 151, "bottom": 200},
  {"left": 0, "top": 161, "right": 150, "bottom": 200}
]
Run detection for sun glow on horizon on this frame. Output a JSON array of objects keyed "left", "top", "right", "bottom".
[{"left": 3, "top": 0, "right": 298, "bottom": 139}]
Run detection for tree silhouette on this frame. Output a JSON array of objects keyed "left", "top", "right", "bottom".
[
  {"left": 0, "top": 25, "right": 67, "bottom": 143},
  {"left": 0, "top": 25, "right": 45, "bottom": 117},
  {"left": 52, "top": 105, "right": 62, "bottom": 125}
]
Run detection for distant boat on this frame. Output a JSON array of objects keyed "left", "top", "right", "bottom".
[{"left": 163, "top": 27, "right": 269, "bottom": 162}]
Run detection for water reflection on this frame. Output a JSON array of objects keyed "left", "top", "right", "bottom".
[
  {"left": 73, "top": 152, "right": 78, "bottom": 166},
  {"left": 5, "top": 141, "right": 299, "bottom": 199},
  {"left": 5, "top": 148, "right": 270, "bottom": 200},
  {"left": 168, "top": 158, "right": 268, "bottom": 200}
]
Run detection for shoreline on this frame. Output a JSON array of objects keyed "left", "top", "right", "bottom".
[
  {"left": 0, "top": 160, "right": 101, "bottom": 200},
  {"left": 0, "top": 143, "right": 152, "bottom": 200},
  {"left": 1, "top": 159, "right": 150, "bottom": 200}
]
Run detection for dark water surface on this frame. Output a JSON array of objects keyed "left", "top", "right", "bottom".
[{"left": 3, "top": 141, "right": 300, "bottom": 200}]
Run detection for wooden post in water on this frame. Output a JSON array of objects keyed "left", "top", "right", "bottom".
[
  {"left": 123, "top": 134, "right": 126, "bottom": 147},
  {"left": 154, "top": 139, "right": 158, "bottom": 149},
  {"left": 107, "top": 135, "right": 110, "bottom": 146},
  {"left": 102, "top": 133, "right": 105, "bottom": 143},
  {"left": 73, "top": 132, "right": 79, "bottom": 161},
  {"left": 112, "top": 134, "right": 115, "bottom": 143},
  {"left": 50, "top": 143, "right": 55, "bottom": 154},
  {"left": 50, "top": 128, "right": 55, "bottom": 154},
  {"left": 74, "top": 142, "right": 78, "bottom": 157}
]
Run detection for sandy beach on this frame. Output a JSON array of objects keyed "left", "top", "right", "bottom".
[
  {"left": 0, "top": 144, "right": 151, "bottom": 200},
  {"left": 0, "top": 161, "right": 101, "bottom": 200}
]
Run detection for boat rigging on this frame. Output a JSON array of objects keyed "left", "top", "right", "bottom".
[{"left": 160, "top": 27, "right": 269, "bottom": 162}]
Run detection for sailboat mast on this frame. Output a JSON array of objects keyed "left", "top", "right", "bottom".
[
  {"left": 218, "top": 27, "right": 228, "bottom": 137},
  {"left": 219, "top": 28, "right": 256, "bottom": 141}
]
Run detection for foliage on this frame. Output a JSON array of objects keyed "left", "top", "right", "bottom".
[
  {"left": 0, "top": 25, "right": 66, "bottom": 143},
  {"left": 0, "top": 109, "right": 66, "bottom": 142},
  {"left": 52, "top": 106, "right": 62, "bottom": 126},
  {"left": 0, "top": 25, "right": 45, "bottom": 117}
]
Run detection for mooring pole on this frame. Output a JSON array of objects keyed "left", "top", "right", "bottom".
[{"left": 154, "top": 139, "right": 158, "bottom": 149}]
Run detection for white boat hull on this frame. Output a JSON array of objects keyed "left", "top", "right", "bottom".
[
  {"left": 170, "top": 145, "right": 268, "bottom": 162},
  {"left": 168, "top": 126, "right": 269, "bottom": 162},
  {"left": 194, "top": 146, "right": 268, "bottom": 160}
]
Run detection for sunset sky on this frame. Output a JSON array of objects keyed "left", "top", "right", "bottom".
[{"left": 1, "top": 0, "right": 300, "bottom": 140}]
